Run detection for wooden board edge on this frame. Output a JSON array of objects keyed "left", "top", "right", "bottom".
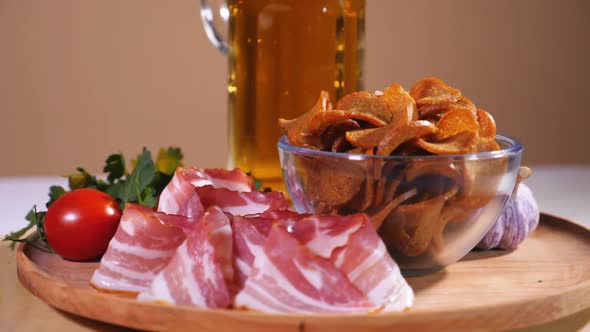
[{"left": 13, "top": 215, "right": 590, "bottom": 332}]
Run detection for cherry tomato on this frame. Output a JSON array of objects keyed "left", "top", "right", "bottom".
[{"left": 45, "top": 188, "right": 122, "bottom": 261}]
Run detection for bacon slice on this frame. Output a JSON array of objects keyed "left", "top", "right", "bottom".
[
  {"left": 90, "top": 204, "right": 187, "bottom": 294},
  {"left": 157, "top": 168, "right": 204, "bottom": 220},
  {"left": 202, "top": 207, "right": 234, "bottom": 286},
  {"left": 291, "top": 214, "right": 414, "bottom": 312},
  {"left": 234, "top": 225, "right": 372, "bottom": 313},
  {"left": 231, "top": 216, "right": 268, "bottom": 293},
  {"left": 244, "top": 210, "right": 309, "bottom": 234},
  {"left": 138, "top": 207, "right": 232, "bottom": 308},
  {"left": 331, "top": 220, "right": 413, "bottom": 312},
  {"left": 157, "top": 167, "right": 254, "bottom": 218},
  {"left": 290, "top": 214, "right": 364, "bottom": 259},
  {"left": 232, "top": 213, "right": 412, "bottom": 312},
  {"left": 231, "top": 211, "right": 308, "bottom": 292},
  {"left": 180, "top": 167, "right": 254, "bottom": 192},
  {"left": 197, "top": 186, "right": 290, "bottom": 216}
]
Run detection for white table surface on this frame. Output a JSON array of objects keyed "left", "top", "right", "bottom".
[{"left": 0, "top": 165, "right": 589, "bottom": 235}]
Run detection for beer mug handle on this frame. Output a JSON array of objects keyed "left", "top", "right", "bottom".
[{"left": 200, "top": 0, "right": 229, "bottom": 55}]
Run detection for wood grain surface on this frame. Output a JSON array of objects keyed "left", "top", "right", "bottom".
[{"left": 15, "top": 214, "right": 590, "bottom": 332}]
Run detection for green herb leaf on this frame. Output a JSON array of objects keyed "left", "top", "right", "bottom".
[
  {"left": 4, "top": 147, "right": 184, "bottom": 250},
  {"left": 47, "top": 185, "right": 66, "bottom": 208},
  {"left": 2, "top": 206, "right": 51, "bottom": 252},
  {"left": 30, "top": 209, "right": 51, "bottom": 252},
  {"left": 68, "top": 167, "right": 97, "bottom": 190},
  {"left": 246, "top": 171, "right": 266, "bottom": 191},
  {"left": 104, "top": 153, "right": 126, "bottom": 183},
  {"left": 139, "top": 187, "right": 158, "bottom": 208},
  {"left": 105, "top": 182, "right": 124, "bottom": 202},
  {"left": 3, "top": 208, "right": 37, "bottom": 250},
  {"left": 117, "top": 148, "right": 156, "bottom": 207},
  {"left": 156, "top": 147, "right": 183, "bottom": 176},
  {"left": 150, "top": 172, "right": 173, "bottom": 196}
]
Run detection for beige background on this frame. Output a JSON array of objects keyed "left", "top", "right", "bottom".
[{"left": 0, "top": 0, "right": 588, "bottom": 176}]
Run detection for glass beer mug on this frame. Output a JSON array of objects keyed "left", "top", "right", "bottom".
[{"left": 201, "top": 0, "right": 366, "bottom": 190}]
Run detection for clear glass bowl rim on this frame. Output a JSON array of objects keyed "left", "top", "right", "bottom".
[{"left": 278, "top": 134, "right": 523, "bottom": 161}]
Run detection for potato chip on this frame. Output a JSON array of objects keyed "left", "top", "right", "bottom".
[
  {"left": 330, "top": 136, "right": 349, "bottom": 152},
  {"left": 321, "top": 119, "right": 360, "bottom": 151},
  {"left": 370, "top": 189, "right": 417, "bottom": 229},
  {"left": 383, "top": 176, "right": 403, "bottom": 207},
  {"left": 345, "top": 128, "right": 381, "bottom": 149},
  {"left": 476, "top": 108, "right": 496, "bottom": 139},
  {"left": 377, "top": 120, "right": 438, "bottom": 156},
  {"left": 278, "top": 77, "right": 511, "bottom": 260},
  {"left": 431, "top": 197, "right": 461, "bottom": 251},
  {"left": 410, "top": 77, "right": 462, "bottom": 106},
  {"left": 383, "top": 195, "right": 447, "bottom": 256},
  {"left": 278, "top": 91, "right": 332, "bottom": 148},
  {"left": 313, "top": 109, "right": 388, "bottom": 130},
  {"left": 476, "top": 138, "right": 501, "bottom": 152},
  {"left": 419, "top": 96, "right": 477, "bottom": 118},
  {"left": 336, "top": 91, "right": 394, "bottom": 124},
  {"left": 374, "top": 161, "right": 401, "bottom": 206},
  {"left": 344, "top": 147, "right": 366, "bottom": 154},
  {"left": 416, "top": 131, "right": 477, "bottom": 155},
  {"left": 405, "top": 160, "right": 464, "bottom": 184},
  {"left": 345, "top": 118, "right": 407, "bottom": 150},
  {"left": 393, "top": 139, "right": 429, "bottom": 156},
  {"left": 461, "top": 155, "right": 508, "bottom": 198},
  {"left": 302, "top": 158, "right": 364, "bottom": 212},
  {"left": 359, "top": 173, "right": 375, "bottom": 212},
  {"left": 381, "top": 83, "right": 418, "bottom": 125},
  {"left": 435, "top": 108, "right": 479, "bottom": 141}
]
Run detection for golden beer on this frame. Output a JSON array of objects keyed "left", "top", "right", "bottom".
[{"left": 226, "top": 0, "right": 366, "bottom": 189}]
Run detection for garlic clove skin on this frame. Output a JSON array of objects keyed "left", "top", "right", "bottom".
[
  {"left": 476, "top": 209, "right": 505, "bottom": 250},
  {"left": 498, "top": 183, "right": 539, "bottom": 249},
  {"left": 477, "top": 183, "right": 540, "bottom": 250}
]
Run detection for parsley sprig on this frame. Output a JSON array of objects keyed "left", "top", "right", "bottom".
[{"left": 3, "top": 147, "right": 183, "bottom": 250}]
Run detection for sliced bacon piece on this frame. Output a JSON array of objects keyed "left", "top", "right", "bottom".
[
  {"left": 291, "top": 214, "right": 413, "bottom": 312},
  {"left": 90, "top": 204, "right": 187, "bottom": 294},
  {"left": 234, "top": 225, "right": 372, "bottom": 313},
  {"left": 252, "top": 208, "right": 309, "bottom": 220},
  {"left": 244, "top": 210, "right": 309, "bottom": 234},
  {"left": 231, "top": 216, "right": 268, "bottom": 293},
  {"left": 202, "top": 206, "right": 234, "bottom": 286},
  {"left": 157, "top": 213, "right": 197, "bottom": 232},
  {"left": 180, "top": 167, "right": 254, "bottom": 192},
  {"left": 197, "top": 186, "right": 290, "bottom": 216},
  {"left": 331, "top": 220, "right": 414, "bottom": 312},
  {"left": 138, "top": 207, "right": 231, "bottom": 308},
  {"left": 157, "top": 167, "right": 254, "bottom": 218},
  {"left": 157, "top": 168, "right": 204, "bottom": 220},
  {"left": 231, "top": 211, "right": 308, "bottom": 292},
  {"left": 290, "top": 214, "right": 364, "bottom": 259}
]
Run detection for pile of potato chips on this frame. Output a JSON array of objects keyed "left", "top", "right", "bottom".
[
  {"left": 280, "top": 77, "right": 499, "bottom": 156},
  {"left": 280, "top": 78, "right": 507, "bottom": 258}
]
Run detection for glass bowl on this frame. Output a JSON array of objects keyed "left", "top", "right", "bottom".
[{"left": 278, "top": 135, "right": 523, "bottom": 275}]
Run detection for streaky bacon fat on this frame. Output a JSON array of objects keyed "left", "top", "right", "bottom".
[
  {"left": 157, "top": 167, "right": 254, "bottom": 218},
  {"left": 293, "top": 214, "right": 414, "bottom": 312},
  {"left": 157, "top": 168, "right": 204, "bottom": 219},
  {"left": 233, "top": 225, "right": 372, "bottom": 313},
  {"left": 138, "top": 207, "right": 232, "bottom": 308},
  {"left": 197, "top": 186, "right": 290, "bottom": 216},
  {"left": 95, "top": 167, "right": 414, "bottom": 313},
  {"left": 90, "top": 204, "right": 188, "bottom": 294}
]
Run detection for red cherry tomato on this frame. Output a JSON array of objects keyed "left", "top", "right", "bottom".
[{"left": 45, "top": 188, "right": 122, "bottom": 261}]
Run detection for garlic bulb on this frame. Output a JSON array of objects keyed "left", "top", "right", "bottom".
[{"left": 477, "top": 167, "right": 540, "bottom": 250}]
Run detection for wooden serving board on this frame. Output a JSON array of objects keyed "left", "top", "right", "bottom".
[{"left": 16, "top": 214, "right": 590, "bottom": 332}]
